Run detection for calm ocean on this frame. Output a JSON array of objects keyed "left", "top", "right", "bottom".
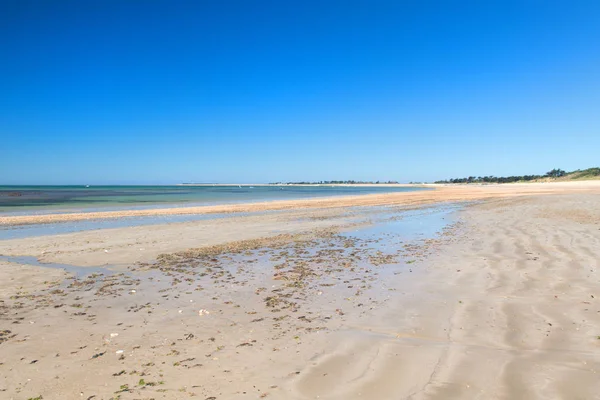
[{"left": 0, "top": 185, "right": 428, "bottom": 214}]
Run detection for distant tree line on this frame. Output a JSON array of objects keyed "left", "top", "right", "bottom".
[
  {"left": 270, "top": 180, "right": 400, "bottom": 185},
  {"left": 435, "top": 169, "right": 567, "bottom": 184}
]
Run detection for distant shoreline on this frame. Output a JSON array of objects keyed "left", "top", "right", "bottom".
[{"left": 177, "top": 183, "right": 424, "bottom": 187}]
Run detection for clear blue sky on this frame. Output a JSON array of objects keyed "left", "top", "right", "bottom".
[{"left": 2, "top": 1, "right": 599, "bottom": 184}]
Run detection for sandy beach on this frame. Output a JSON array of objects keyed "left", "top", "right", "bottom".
[{"left": 2, "top": 182, "right": 600, "bottom": 399}]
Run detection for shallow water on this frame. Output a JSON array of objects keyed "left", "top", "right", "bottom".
[
  {"left": 342, "top": 204, "right": 460, "bottom": 244},
  {"left": 0, "top": 185, "right": 429, "bottom": 213},
  {"left": 0, "top": 204, "right": 459, "bottom": 283},
  {"left": 0, "top": 211, "right": 264, "bottom": 240},
  {"left": 0, "top": 254, "right": 114, "bottom": 278}
]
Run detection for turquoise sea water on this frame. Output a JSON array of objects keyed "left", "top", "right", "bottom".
[{"left": 0, "top": 185, "right": 428, "bottom": 214}]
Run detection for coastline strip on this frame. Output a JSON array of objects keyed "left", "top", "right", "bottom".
[{"left": 2, "top": 182, "right": 600, "bottom": 226}]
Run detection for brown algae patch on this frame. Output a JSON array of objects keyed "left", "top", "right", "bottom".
[{"left": 153, "top": 226, "right": 357, "bottom": 263}]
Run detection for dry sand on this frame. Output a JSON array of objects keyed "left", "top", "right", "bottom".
[
  {"left": 292, "top": 194, "right": 600, "bottom": 399},
  {"left": 2, "top": 183, "right": 600, "bottom": 399}
]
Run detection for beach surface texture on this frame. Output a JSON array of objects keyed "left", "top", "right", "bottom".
[{"left": 1, "top": 181, "right": 600, "bottom": 399}]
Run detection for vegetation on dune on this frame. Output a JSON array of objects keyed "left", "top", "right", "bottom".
[
  {"left": 435, "top": 167, "right": 599, "bottom": 184},
  {"left": 566, "top": 167, "right": 600, "bottom": 180}
]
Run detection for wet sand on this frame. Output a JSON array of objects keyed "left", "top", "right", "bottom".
[
  {"left": 0, "top": 208, "right": 364, "bottom": 267},
  {"left": 2, "top": 185, "right": 600, "bottom": 399},
  {"left": 1, "top": 205, "right": 449, "bottom": 399}
]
